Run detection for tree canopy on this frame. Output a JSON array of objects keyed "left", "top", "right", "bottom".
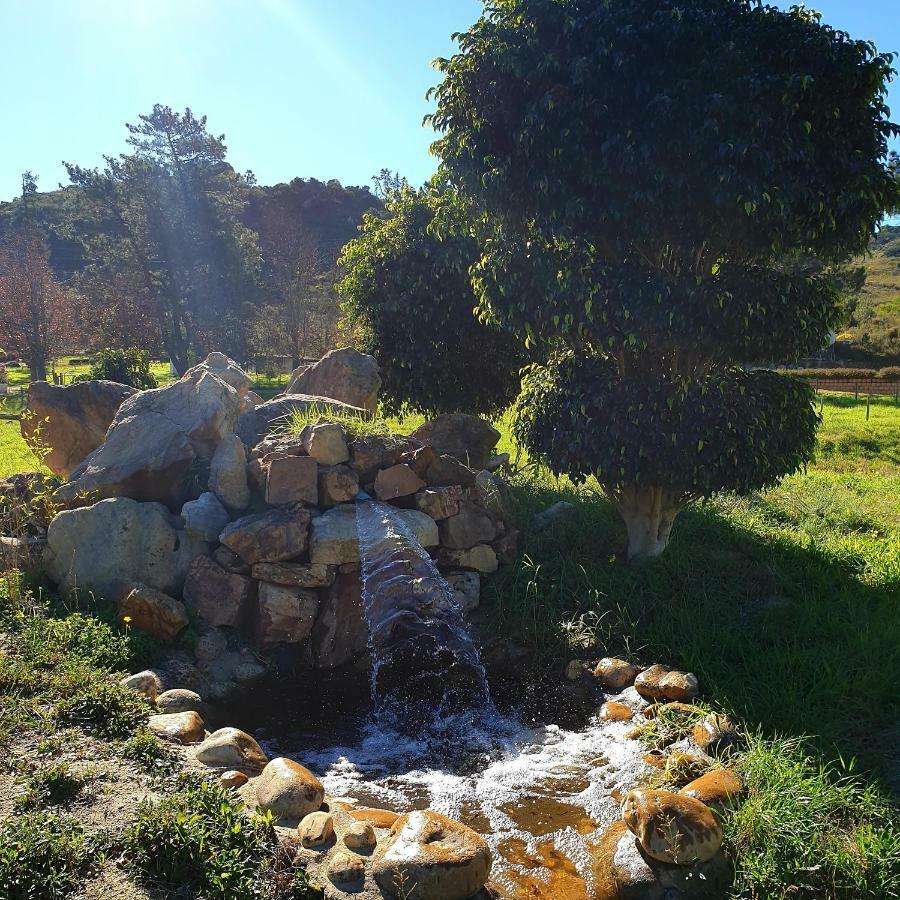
[{"left": 429, "top": 0, "right": 900, "bottom": 557}]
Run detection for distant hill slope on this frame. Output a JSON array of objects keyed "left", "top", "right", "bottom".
[
  {"left": 845, "top": 224, "right": 900, "bottom": 362},
  {"left": 0, "top": 176, "right": 379, "bottom": 281}
]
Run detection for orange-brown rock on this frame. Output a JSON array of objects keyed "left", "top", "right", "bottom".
[
  {"left": 118, "top": 583, "right": 188, "bottom": 641},
  {"left": 658, "top": 670, "right": 700, "bottom": 702},
  {"left": 256, "top": 757, "right": 325, "bottom": 822},
  {"left": 680, "top": 769, "right": 744, "bottom": 808},
  {"left": 600, "top": 701, "right": 634, "bottom": 722},
  {"left": 350, "top": 808, "right": 401, "bottom": 829},
  {"left": 593, "top": 657, "right": 640, "bottom": 691},
  {"left": 343, "top": 820, "right": 377, "bottom": 852},
  {"left": 147, "top": 711, "right": 205, "bottom": 744},
  {"left": 297, "top": 810, "right": 335, "bottom": 848},
  {"left": 692, "top": 712, "right": 740, "bottom": 755},
  {"left": 621, "top": 788, "right": 723, "bottom": 864},
  {"left": 372, "top": 809, "right": 492, "bottom": 900},
  {"left": 633, "top": 664, "right": 669, "bottom": 700}
]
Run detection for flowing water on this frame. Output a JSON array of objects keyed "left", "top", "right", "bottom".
[{"left": 231, "top": 499, "right": 654, "bottom": 897}]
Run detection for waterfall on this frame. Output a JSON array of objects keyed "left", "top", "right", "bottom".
[{"left": 355, "top": 498, "right": 491, "bottom": 731}]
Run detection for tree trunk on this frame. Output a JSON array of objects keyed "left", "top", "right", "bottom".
[{"left": 610, "top": 483, "right": 683, "bottom": 561}]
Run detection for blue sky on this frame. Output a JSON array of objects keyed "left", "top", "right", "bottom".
[{"left": 0, "top": 0, "right": 897, "bottom": 204}]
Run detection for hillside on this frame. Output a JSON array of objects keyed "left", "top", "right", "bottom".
[{"left": 843, "top": 224, "right": 900, "bottom": 362}]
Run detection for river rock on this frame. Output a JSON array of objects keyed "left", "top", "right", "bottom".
[
  {"left": 415, "top": 485, "right": 462, "bottom": 520},
  {"left": 344, "top": 820, "right": 377, "bottom": 852},
  {"left": 208, "top": 433, "right": 250, "bottom": 511},
  {"left": 256, "top": 757, "right": 325, "bottom": 821},
  {"left": 658, "top": 670, "right": 700, "bottom": 702},
  {"left": 44, "top": 497, "right": 207, "bottom": 599},
  {"left": 156, "top": 688, "right": 204, "bottom": 715},
  {"left": 318, "top": 464, "right": 359, "bottom": 506},
  {"left": 445, "top": 570, "right": 480, "bottom": 613},
  {"left": 411, "top": 414, "right": 500, "bottom": 469},
  {"left": 437, "top": 543, "right": 498, "bottom": 573},
  {"left": 119, "top": 670, "right": 161, "bottom": 702},
  {"left": 254, "top": 582, "right": 319, "bottom": 648},
  {"left": 117, "top": 583, "right": 188, "bottom": 641},
  {"left": 680, "top": 770, "right": 744, "bottom": 808},
  {"left": 634, "top": 664, "right": 670, "bottom": 700},
  {"left": 372, "top": 810, "right": 492, "bottom": 900},
  {"left": 220, "top": 770, "right": 249, "bottom": 789},
  {"left": 195, "top": 727, "right": 268, "bottom": 772},
  {"left": 219, "top": 508, "right": 311, "bottom": 564},
  {"left": 265, "top": 455, "right": 318, "bottom": 506},
  {"left": 425, "top": 454, "right": 476, "bottom": 487},
  {"left": 21, "top": 379, "right": 136, "bottom": 478},
  {"left": 183, "top": 352, "right": 252, "bottom": 396},
  {"left": 285, "top": 347, "right": 381, "bottom": 414},
  {"left": 55, "top": 369, "right": 241, "bottom": 508},
  {"left": 328, "top": 850, "right": 366, "bottom": 884},
  {"left": 298, "top": 811, "right": 335, "bottom": 848},
  {"left": 692, "top": 713, "right": 740, "bottom": 755},
  {"left": 183, "top": 556, "right": 254, "bottom": 628},
  {"left": 251, "top": 561, "right": 335, "bottom": 588},
  {"left": 593, "top": 657, "right": 641, "bottom": 691},
  {"left": 600, "top": 701, "right": 635, "bottom": 722},
  {"left": 374, "top": 463, "right": 425, "bottom": 501},
  {"left": 622, "top": 788, "right": 723, "bottom": 864},
  {"left": 439, "top": 500, "right": 497, "bottom": 549},
  {"left": 302, "top": 422, "right": 349, "bottom": 465},
  {"left": 181, "top": 492, "right": 230, "bottom": 542},
  {"left": 236, "top": 393, "right": 366, "bottom": 446},
  {"left": 148, "top": 711, "right": 205, "bottom": 744},
  {"left": 351, "top": 808, "right": 401, "bottom": 829},
  {"left": 306, "top": 565, "right": 368, "bottom": 669}
]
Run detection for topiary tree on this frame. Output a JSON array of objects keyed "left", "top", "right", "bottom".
[
  {"left": 337, "top": 185, "right": 527, "bottom": 417},
  {"left": 429, "top": 0, "right": 900, "bottom": 558}
]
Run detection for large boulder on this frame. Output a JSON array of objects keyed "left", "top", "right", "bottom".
[
  {"left": 55, "top": 369, "right": 242, "bottom": 509},
  {"left": 284, "top": 347, "right": 380, "bottom": 414},
  {"left": 235, "top": 394, "right": 365, "bottom": 446},
  {"left": 372, "top": 810, "right": 492, "bottom": 900},
  {"left": 44, "top": 497, "right": 207, "bottom": 599},
  {"left": 21, "top": 380, "right": 137, "bottom": 478},
  {"left": 411, "top": 414, "right": 500, "bottom": 470}
]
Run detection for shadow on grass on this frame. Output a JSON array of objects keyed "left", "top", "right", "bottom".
[{"left": 480, "top": 477, "right": 900, "bottom": 791}]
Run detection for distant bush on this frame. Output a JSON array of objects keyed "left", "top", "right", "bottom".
[
  {"left": 74, "top": 348, "right": 157, "bottom": 389},
  {"left": 877, "top": 366, "right": 900, "bottom": 380},
  {"left": 786, "top": 367, "right": 900, "bottom": 381}
]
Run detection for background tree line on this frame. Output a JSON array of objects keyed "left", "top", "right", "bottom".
[{"left": 0, "top": 105, "right": 382, "bottom": 377}]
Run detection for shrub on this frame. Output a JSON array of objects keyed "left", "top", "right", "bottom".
[
  {"left": 877, "top": 366, "right": 900, "bottom": 381},
  {"left": 786, "top": 367, "right": 879, "bottom": 379},
  {"left": 75, "top": 347, "right": 157, "bottom": 389},
  {"left": 14, "top": 762, "right": 84, "bottom": 810},
  {"left": 0, "top": 812, "right": 102, "bottom": 899},
  {"left": 120, "top": 727, "right": 178, "bottom": 774}
]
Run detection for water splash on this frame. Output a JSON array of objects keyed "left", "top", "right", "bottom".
[{"left": 355, "top": 498, "right": 492, "bottom": 732}]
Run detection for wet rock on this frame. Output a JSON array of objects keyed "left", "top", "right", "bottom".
[
  {"left": 445, "top": 570, "right": 481, "bottom": 613},
  {"left": 680, "top": 770, "right": 744, "bottom": 809},
  {"left": 634, "top": 664, "right": 670, "bottom": 701},
  {"left": 254, "top": 582, "right": 319, "bottom": 648},
  {"left": 318, "top": 464, "right": 359, "bottom": 506},
  {"left": 439, "top": 500, "right": 497, "bottom": 549},
  {"left": 264, "top": 455, "right": 319, "bottom": 506},
  {"left": 350, "top": 808, "right": 401, "bottom": 830},
  {"left": 181, "top": 492, "right": 230, "bottom": 543},
  {"left": 298, "top": 811, "right": 335, "bottom": 848},
  {"left": 622, "top": 789, "right": 723, "bottom": 864},
  {"left": 148, "top": 710, "right": 205, "bottom": 744},
  {"left": 600, "top": 701, "right": 635, "bottom": 722},
  {"left": 372, "top": 810, "right": 492, "bottom": 900},
  {"left": 564, "top": 659, "right": 586, "bottom": 681},
  {"left": 425, "top": 454, "right": 477, "bottom": 487},
  {"left": 251, "top": 561, "right": 335, "bottom": 588},
  {"left": 659, "top": 671, "right": 700, "bottom": 702},
  {"left": 56, "top": 369, "right": 240, "bottom": 509},
  {"left": 301, "top": 422, "right": 349, "bottom": 466},
  {"left": 219, "top": 508, "right": 311, "bottom": 564},
  {"left": 21, "top": 379, "right": 136, "bottom": 478},
  {"left": 195, "top": 727, "right": 268, "bottom": 772},
  {"left": 328, "top": 849, "right": 365, "bottom": 883},
  {"left": 411, "top": 414, "right": 500, "bottom": 469},
  {"left": 415, "top": 485, "right": 462, "bottom": 520},
  {"left": 692, "top": 713, "right": 741, "bottom": 755},
  {"left": 183, "top": 556, "right": 255, "bottom": 628},
  {"left": 220, "top": 770, "right": 249, "bottom": 790},
  {"left": 532, "top": 500, "right": 576, "bottom": 531},
  {"left": 236, "top": 394, "right": 366, "bottom": 446},
  {"left": 183, "top": 352, "right": 252, "bottom": 396},
  {"left": 156, "top": 688, "right": 204, "bottom": 715},
  {"left": 285, "top": 347, "right": 381, "bottom": 414},
  {"left": 374, "top": 463, "right": 426, "bottom": 501},
  {"left": 344, "top": 820, "right": 377, "bottom": 852},
  {"left": 45, "top": 497, "right": 207, "bottom": 600},
  {"left": 593, "top": 657, "right": 640, "bottom": 691},
  {"left": 119, "top": 670, "right": 161, "bottom": 702},
  {"left": 307, "top": 566, "right": 369, "bottom": 669},
  {"left": 257, "top": 757, "right": 325, "bottom": 821},
  {"left": 437, "top": 543, "right": 498, "bottom": 573},
  {"left": 118, "top": 583, "right": 188, "bottom": 641}
]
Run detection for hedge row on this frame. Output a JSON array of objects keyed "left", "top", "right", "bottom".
[{"left": 783, "top": 367, "right": 900, "bottom": 381}]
